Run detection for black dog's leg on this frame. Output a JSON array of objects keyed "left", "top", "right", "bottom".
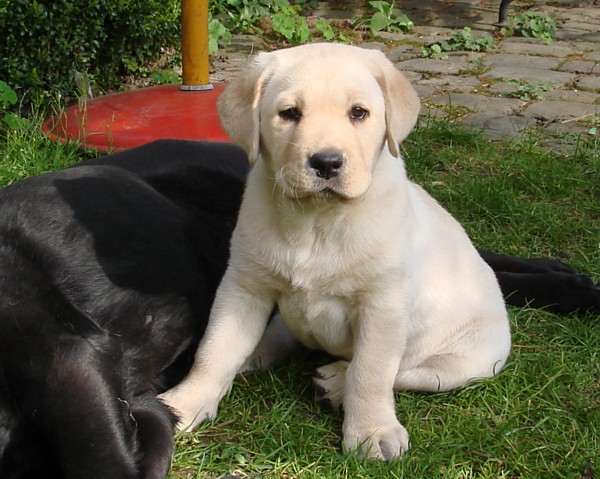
[
  {"left": 477, "top": 249, "right": 578, "bottom": 274},
  {"left": 478, "top": 249, "right": 600, "bottom": 316},
  {"left": 2, "top": 289, "right": 175, "bottom": 478},
  {"left": 0, "top": 398, "right": 62, "bottom": 479},
  {"left": 1, "top": 239, "right": 146, "bottom": 478},
  {"left": 25, "top": 341, "right": 143, "bottom": 479},
  {"left": 22, "top": 340, "right": 177, "bottom": 479}
]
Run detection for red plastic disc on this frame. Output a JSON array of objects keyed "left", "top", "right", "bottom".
[{"left": 42, "top": 83, "right": 231, "bottom": 151}]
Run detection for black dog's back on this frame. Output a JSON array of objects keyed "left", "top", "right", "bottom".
[
  {"left": 81, "top": 139, "right": 249, "bottom": 182},
  {"left": 0, "top": 141, "right": 247, "bottom": 478}
]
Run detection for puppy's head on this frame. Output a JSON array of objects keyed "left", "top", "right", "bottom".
[{"left": 217, "top": 43, "right": 420, "bottom": 201}]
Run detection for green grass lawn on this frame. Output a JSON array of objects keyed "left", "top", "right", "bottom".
[{"left": 1, "top": 115, "right": 598, "bottom": 479}]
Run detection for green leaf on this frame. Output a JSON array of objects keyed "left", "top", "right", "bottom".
[
  {"left": 295, "top": 18, "right": 310, "bottom": 44},
  {"left": 0, "top": 81, "right": 18, "bottom": 108},
  {"left": 315, "top": 19, "right": 335, "bottom": 41},
  {"left": 370, "top": 11, "right": 391, "bottom": 34},
  {"left": 368, "top": 1, "right": 387, "bottom": 14}
]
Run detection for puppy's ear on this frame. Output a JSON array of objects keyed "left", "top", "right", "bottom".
[
  {"left": 217, "top": 52, "right": 275, "bottom": 164},
  {"left": 367, "top": 51, "right": 420, "bottom": 158}
]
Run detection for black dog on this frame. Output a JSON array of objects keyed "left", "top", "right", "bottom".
[{"left": 0, "top": 140, "right": 598, "bottom": 479}]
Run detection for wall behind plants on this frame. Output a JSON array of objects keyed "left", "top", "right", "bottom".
[{"left": 0, "top": 0, "right": 181, "bottom": 109}]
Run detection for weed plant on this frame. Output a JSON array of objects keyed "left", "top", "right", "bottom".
[
  {"left": 356, "top": 0, "right": 415, "bottom": 36},
  {"left": 501, "top": 81, "right": 554, "bottom": 101},
  {"left": 423, "top": 27, "right": 496, "bottom": 59},
  {"left": 0, "top": 112, "right": 597, "bottom": 479},
  {"left": 504, "top": 11, "right": 558, "bottom": 45},
  {"left": 0, "top": 115, "right": 88, "bottom": 187}
]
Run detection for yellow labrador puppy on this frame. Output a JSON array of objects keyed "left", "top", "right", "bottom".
[{"left": 160, "top": 43, "right": 511, "bottom": 460}]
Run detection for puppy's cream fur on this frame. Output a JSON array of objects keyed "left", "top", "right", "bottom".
[{"left": 160, "top": 43, "right": 511, "bottom": 460}]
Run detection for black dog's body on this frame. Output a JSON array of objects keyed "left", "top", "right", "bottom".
[{"left": 0, "top": 140, "right": 598, "bottom": 479}]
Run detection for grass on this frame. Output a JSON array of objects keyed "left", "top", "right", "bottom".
[
  {"left": 171, "top": 304, "right": 598, "bottom": 478},
  {"left": 405, "top": 118, "right": 599, "bottom": 276},
  {"left": 0, "top": 115, "right": 89, "bottom": 185},
  {"left": 1, "top": 114, "right": 598, "bottom": 479}
]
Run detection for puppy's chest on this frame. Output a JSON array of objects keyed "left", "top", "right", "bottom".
[
  {"left": 269, "top": 245, "right": 364, "bottom": 358},
  {"left": 278, "top": 287, "right": 355, "bottom": 358},
  {"left": 243, "top": 213, "right": 385, "bottom": 357}
]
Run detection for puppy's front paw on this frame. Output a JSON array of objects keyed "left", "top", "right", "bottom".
[
  {"left": 343, "top": 417, "right": 410, "bottom": 461},
  {"left": 158, "top": 386, "right": 219, "bottom": 432}
]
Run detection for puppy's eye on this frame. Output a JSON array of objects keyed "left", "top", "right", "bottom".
[
  {"left": 350, "top": 106, "right": 369, "bottom": 121},
  {"left": 279, "top": 107, "right": 302, "bottom": 122}
]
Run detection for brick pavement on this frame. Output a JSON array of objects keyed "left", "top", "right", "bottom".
[{"left": 210, "top": 0, "right": 600, "bottom": 153}]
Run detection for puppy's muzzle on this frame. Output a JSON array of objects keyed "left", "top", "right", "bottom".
[{"left": 309, "top": 149, "right": 344, "bottom": 180}]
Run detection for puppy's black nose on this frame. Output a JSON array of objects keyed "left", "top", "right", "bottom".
[{"left": 309, "top": 150, "right": 344, "bottom": 180}]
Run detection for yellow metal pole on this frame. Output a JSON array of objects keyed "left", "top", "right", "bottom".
[{"left": 181, "top": 0, "right": 212, "bottom": 90}]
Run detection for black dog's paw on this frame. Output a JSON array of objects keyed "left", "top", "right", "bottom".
[{"left": 551, "top": 272, "right": 600, "bottom": 316}]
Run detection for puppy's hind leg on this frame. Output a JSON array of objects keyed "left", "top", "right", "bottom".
[
  {"left": 313, "top": 360, "right": 349, "bottom": 411},
  {"left": 394, "top": 346, "right": 509, "bottom": 393},
  {"left": 393, "top": 354, "right": 480, "bottom": 392},
  {"left": 313, "top": 333, "right": 510, "bottom": 407},
  {"left": 314, "top": 354, "right": 506, "bottom": 401}
]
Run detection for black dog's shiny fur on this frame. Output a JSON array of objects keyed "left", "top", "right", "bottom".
[{"left": 0, "top": 140, "right": 598, "bottom": 479}]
